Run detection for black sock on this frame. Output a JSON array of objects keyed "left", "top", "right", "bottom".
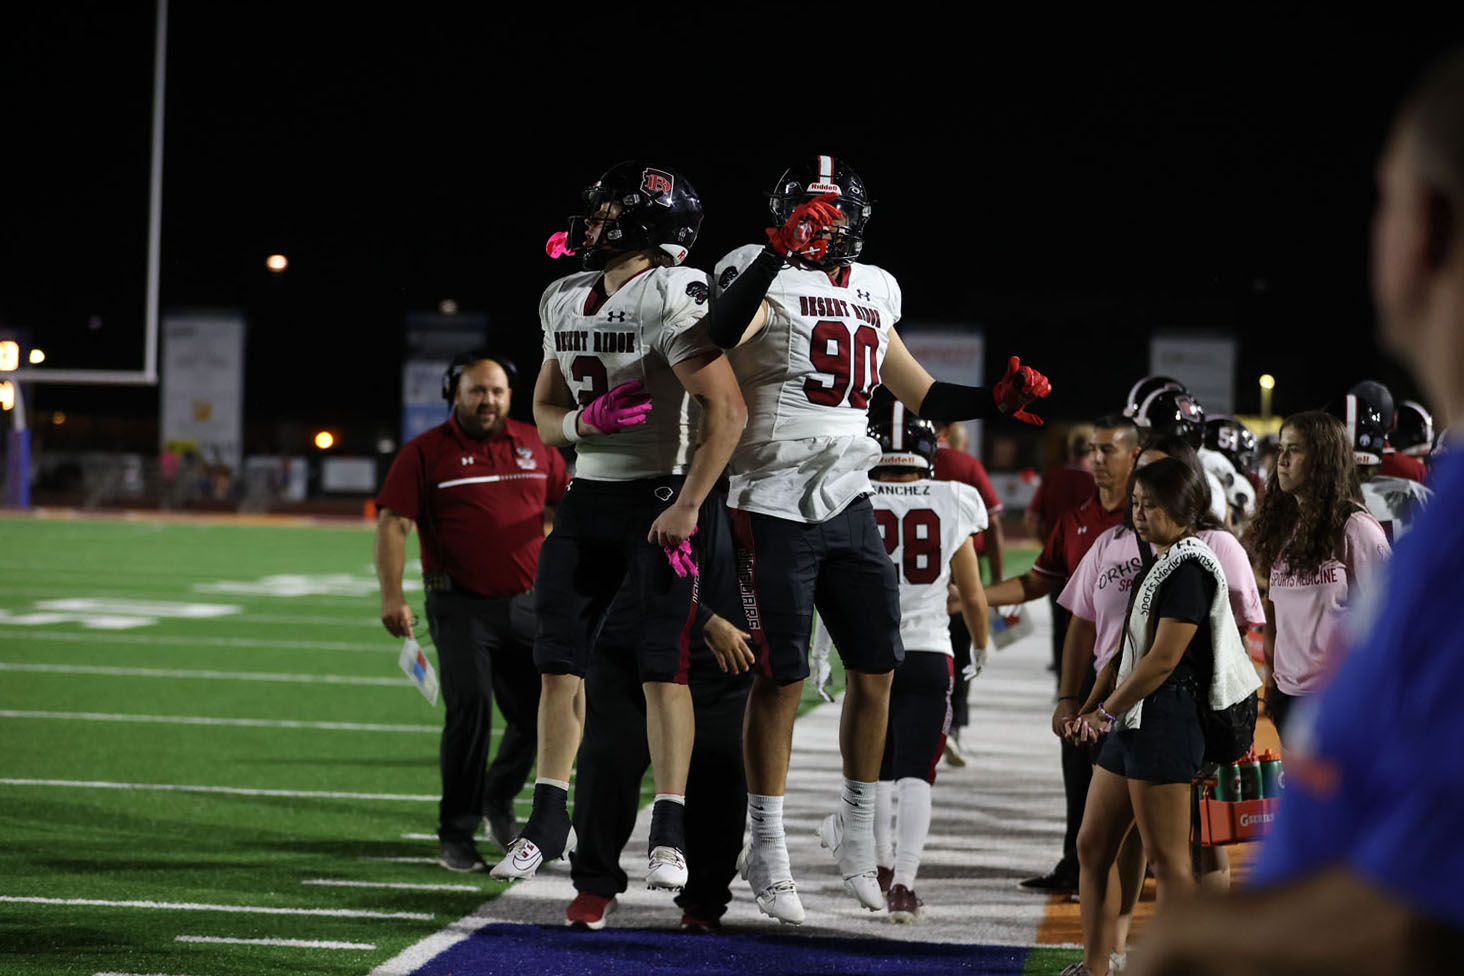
[
  {"left": 523, "top": 782, "right": 571, "bottom": 857},
  {"left": 648, "top": 798, "right": 686, "bottom": 853}
]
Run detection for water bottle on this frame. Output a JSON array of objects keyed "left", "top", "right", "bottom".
[{"left": 1259, "top": 749, "right": 1284, "bottom": 798}]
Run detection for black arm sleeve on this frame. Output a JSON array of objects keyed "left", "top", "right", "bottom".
[
  {"left": 703, "top": 248, "right": 785, "bottom": 348},
  {"left": 919, "top": 380, "right": 999, "bottom": 421}
]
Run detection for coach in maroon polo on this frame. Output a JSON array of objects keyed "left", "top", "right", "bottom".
[{"left": 375, "top": 351, "right": 569, "bottom": 873}]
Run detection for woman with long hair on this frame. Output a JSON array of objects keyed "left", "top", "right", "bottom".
[
  {"left": 1059, "top": 457, "right": 1260, "bottom": 976},
  {"left": 1250, "top": 412, "right": 1391, "bottom": 740}
]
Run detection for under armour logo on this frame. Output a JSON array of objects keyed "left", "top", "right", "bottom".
[
  {"left": 606, "top": 311, "right": 627, "bottom": 323},
  {"left": 857, "top": 289, "right": 871, "bottom": 301},
  {"left": 461, "top": 457, "right": 473, "bottom": 465},
  {"left": 1077, "top": 525, "right": 1088, "bottom": 534}
]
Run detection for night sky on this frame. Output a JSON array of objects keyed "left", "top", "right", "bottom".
[{"left": 6, "top": 7, "right": 1462, "bottom": 453}]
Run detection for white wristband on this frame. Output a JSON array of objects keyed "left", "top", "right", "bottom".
[{"left": 561, "top": 408, "right": 584, "bottom": 444}]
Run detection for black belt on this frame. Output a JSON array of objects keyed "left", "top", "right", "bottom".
[{"left": 423, "top": 571, "right": 456, "bottom": 593}]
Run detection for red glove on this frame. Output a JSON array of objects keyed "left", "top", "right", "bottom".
[
  {"left": 581, "top": 380, "right": 653, "bottom": 434},
  {"left": 993, "top": 356, "right": 1051, "bottom": 426},
  {"left": 765, "top": 193, "right": 842, "bottom": 262}
]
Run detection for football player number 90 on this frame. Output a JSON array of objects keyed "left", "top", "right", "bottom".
[
  {"left": 570, "top": 356, "right": 610, "bottom": 406},
  {"left": 805, "top": 321, "right": 880, "bottom": 409},
  {"left": 872, "top": 508, "right": 942, "bottom": 585}
]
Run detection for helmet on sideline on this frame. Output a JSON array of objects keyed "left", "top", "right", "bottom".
[
  {"left": 1327, "top": 393, "right": 1388, "bottom": 466},
  {"left": 1135, "top": 387, "right": 1205, "bottom": 449},
  {"left": 1204, "top": 415, "right": 1259, "bottom": 473},
  {"left": 1393, "top": 400, "right": 1435, "bottom": 457},
  {"left": 868, "top": 388, "right": 938, "bottom": 471},
  {"left": 1122, "top": 375, "right": 1186, "bottom": 418}
]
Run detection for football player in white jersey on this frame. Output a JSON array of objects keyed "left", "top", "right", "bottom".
[
  {"left": 491, "top": 162, "right": 747, "bottom": 892},
  {"left": 863, "top": 394, "right": 990, "bottom": 922},
  {"left": 699, "top": 155, "right": 1050, "bottom": 923},
  {"left": 1329, "top": 392, "right": 1433, "bottom": 541}
]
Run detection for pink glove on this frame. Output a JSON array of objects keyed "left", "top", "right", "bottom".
[
  {"left": 546, "top": 230, "right": 576, "bottom": 259},
  {"left": 664, "top": 526, "right": 698, "bottom": 578},
  {"left": 581, "top": 380, "right": 653, "bottom": 434},
  {"left": 993, "top": 356, "right": 1051, "bottom": 426}
]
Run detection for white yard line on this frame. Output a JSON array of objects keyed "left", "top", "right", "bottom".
[
  {"left": 96, "top": 971, "right": 201, "bottom": 976},
  {"left": 175, "top": 935, "right": 376, "bottom": 949},
  {"left": 0, "top": 631, "right": 385, "bottom": 652},
  {"left": 0, "top": 895, "right": 430, "bottom": 920},
  {"left": 0, "top": 779, "right": 436, "bottom": 802},
  {"left": 0, "top": 662, "right": 404, "bottom": 686},
  {"left": 302, "top": 879, "right": 480, "bottom": 892},
  {"left": 358, "top": 856, "right": 439, "bottom": 864},
  {"left": 0, "top": 709, "right": 437, "bottom": 733}
]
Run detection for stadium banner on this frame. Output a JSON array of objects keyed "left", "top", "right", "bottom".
[
  {"left": 1150, "top": 333, "right": 1236, "bottom": 415},
  {"left": 161, "top": 311, "right": 245, "bottom": 474},
  {"left": 401, "top": 359, "right": 448, "bottom": 446},
  {"left": 898, "top": 327, "right": 985, "bottom": 455}
]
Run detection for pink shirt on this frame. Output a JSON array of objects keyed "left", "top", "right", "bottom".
[
  {"left": 1269, "top": 510, "right": 1391, "bottom": 695},
  {"left": 1059, "top": 526, "right": 1265, "bottom": 672}
]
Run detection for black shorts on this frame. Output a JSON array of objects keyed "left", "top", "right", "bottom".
[
  {"left": 880, "top": 651, "right": 953, "bottom": 785},
  {"left": 533, "top": 476, "right": 698, "bottom": 684},
  {"left": 730, "top": 496, "right": 903, "bottom": 684},
  {"left": 1096, "top": 680, "right": 1204, "bottom": 785}
]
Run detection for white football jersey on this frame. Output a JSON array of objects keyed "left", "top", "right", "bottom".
[
  {"left": 1361, "top": 474, "right": 1433, "bottom": 542},
  {"left": 713, "top": 244, "right": 902, "bottom": 522},
  {"left": 870, "top": 478, "right": 988, "bottom": 654},
  {"left": 540, "top": 266, "right": 716, "bottom": 481}
]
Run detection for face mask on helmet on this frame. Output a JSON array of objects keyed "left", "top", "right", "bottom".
[
  {"left": 568, "top": 162, "right": 703, "bottom": 271},
  {"left": 768, "top": 155, "right": 873, "bottom": 268}
]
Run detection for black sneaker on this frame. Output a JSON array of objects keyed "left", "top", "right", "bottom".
[
  {"left": 1019, "top": 858, "right": 1078, "bottom": 892},
  {"left": 438, "top": 838, "right": 487, "bottom": 873},
  {"left": 484, "top": 808, "right": 519, "bottom": 853}
]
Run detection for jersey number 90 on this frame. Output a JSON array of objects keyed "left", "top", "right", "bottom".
[{"left": 805, "top": 321, "right": 880, "bottom": 409}]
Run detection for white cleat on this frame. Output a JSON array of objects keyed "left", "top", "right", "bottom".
[
  {"left": 737, "top": 844, "right": 805, "bottom": 925},
  {"left": 489, "top": 825, "right": 576, "bottom": 881},
  {"left": 818, "top": 812, "right": 884, "bottom": 912},
  {"left": 645, "top": 845, "right": 688, "bottom": 891}
]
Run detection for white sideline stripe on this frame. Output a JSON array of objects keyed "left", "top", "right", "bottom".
[
  {"left": 0, "top": 630, "right": 386, "bottom": 652},
  {"left": 359, "top": 856, "right": 438, "bottom": 864},
  {"left": 302, "top": 879, "right": 479, "bottom": 892},
  {"left": 400, "top": 833, "right": 438, "bottom": 840},
  {"left": 368, "top": 913, "right": 494, "bottom": 976},
  {"left": 0, "top": 779, "right": 436, "bottom": 802},
  {"left": 176, "top": 935, "right": 376, "bottom": 949},
  {"left": 0, "top": 662, "right": 404, "bottom": 686},
  {"left": 0, "top": 709, "right": 437, "bottom": 734},
  {"left": 0, "top": 895, "right": 431, "bottom": 920}
]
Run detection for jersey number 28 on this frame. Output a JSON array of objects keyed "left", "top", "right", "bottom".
[{"left": 872, "top": 508, "right": 941, "bottom": 584}]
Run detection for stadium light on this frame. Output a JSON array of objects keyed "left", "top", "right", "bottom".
[
  {"left": 1260, "top": 373, "right": 1276, "bottom": 420},
  {"left": 314, "top": 430, "right": 335, "bottom": 450},
  {"left": 0, "top": 340, "right": 18, "bottom": 372},
  {"left": 28, "top": 348, "right": 45, "bottom": 365},
  {"left": 266, "top": 254, "right": 289, "bottom": 273},
  {"left": 0, "top": 381, "right": 12, "bottom": 411}
]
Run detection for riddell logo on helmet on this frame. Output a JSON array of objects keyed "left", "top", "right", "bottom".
[
  {"left": 806, "top": 182, "right": 841, "bottom": 194},
  {"left": 642, "top": 168, "right": 674, "bottom": 201}
]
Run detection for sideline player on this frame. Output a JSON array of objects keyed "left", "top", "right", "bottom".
[
  {"left": 701, "top": 155, "right": 1050, "bottom": 923},
  {"left": 865, "top": 395, "right": 990, "bottom": 922},
  {"left": 1328, "top": 391, "right": 1433, "bottom": 541},
  {"left": 375, "top": 352, "right": 568, "bottom": 872},
  {"left": 490, "top": 162, "right": 747, "bottom": 892}
]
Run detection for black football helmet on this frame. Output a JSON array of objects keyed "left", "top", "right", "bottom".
[
  {"left": 1394, "top": 400, "right": 1435, "bottom": 457},
  {"left": 868, "top": 388, "right": 938, "bottom": 471},
  {"left": 1327, "top": 393, "right": 1388, "bottom": 466},
  {"left": 1135, "top": 387, "right": 1205, "bottom": 449},
  {"left": 1122, "top": 375, "right": 1186, "bottom": 418},
  {"left": 1204, "top": 416, "right": 1259, "bottom": 473},
  {"left": 568, "top": 161, "right": 703, "bottom": 271},
  {"left": 1348, "top": 380, "right": 1395, "bottom": 431},
  {"left": 768, "top": 155, "right": 873, "bottom": 267}
]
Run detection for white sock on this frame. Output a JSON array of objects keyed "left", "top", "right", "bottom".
[
  {"left": 841, "top": 778, "right": 877, "bottom": 831},
  {"left": 747, "top": 794, "right": 792, "bottom": 882},
  {"left": 653, "top": 793, "right": 686, "bottom": 805},
  {"left": 536, "top": 776, "right": 570, "bottom": 792},
  {"left": 874, "top": 780, "right": 895, "bottom": 866},
  {"left": 893, "top": 777, "right": 932, "bottom": 889}
]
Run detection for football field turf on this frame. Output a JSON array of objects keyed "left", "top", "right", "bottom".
[{"left": 0, "top": 513, "right": 1047, "bottom": 976}]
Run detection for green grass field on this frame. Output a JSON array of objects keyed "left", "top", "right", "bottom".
[{"left": 0, "top": 514, "right": 1038, "bottom": 976}]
